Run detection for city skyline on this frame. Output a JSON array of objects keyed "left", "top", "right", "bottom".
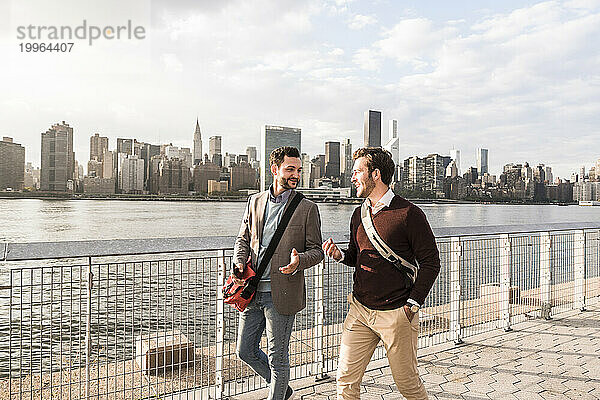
[
  {"left": 2, "top": 0, "right": 599, "bottom": 178},
  {"left": 4, "top": 116, "right": 596, "bottom": 180},
  {"left": 7, "top": 118, "right": 598, "bottom": 202}
]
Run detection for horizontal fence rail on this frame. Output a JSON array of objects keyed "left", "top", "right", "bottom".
[{"left": 1, "top": 223, "right": 599, "bottom": 399}]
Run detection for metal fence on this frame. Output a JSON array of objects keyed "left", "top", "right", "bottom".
[{"left": 1, "top": 223, "right": 599, "bottom": 399}]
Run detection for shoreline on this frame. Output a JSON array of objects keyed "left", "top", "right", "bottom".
[{"left": 0, "top": 192, "right": 578, "bottom": 206}]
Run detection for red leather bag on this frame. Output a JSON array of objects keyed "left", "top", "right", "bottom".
[{"left": 223, "top": 258, "right": 256, "bottom": 312}]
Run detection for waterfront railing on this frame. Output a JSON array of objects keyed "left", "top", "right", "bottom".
[{"left": 0, "top": 222, "right": 599, "bottom": 399}]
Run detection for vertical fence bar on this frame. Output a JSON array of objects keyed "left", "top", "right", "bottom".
[
  {"left": 574, "top": 230, "right": 586, "bottom": 311},
  {"left": 313, "top": 259, "right": 328, "bottom": 381},
  {"left": 500, "top": 234, "right": 512, "bottom": 331},
  {"left": 215, "top": 250, "right": 226, "bottom": 400},
  {"left": 540, "top": 232, "right": 552, "bottom": 320},
  {"left": 9, "top": 272, "right": 12, "bottom": 399},
  {"left": 450, "top": 237, "right": 462, "bottom": 344},
  {"left": 85, "top": 257, "right": 93, "bottom": 399}
]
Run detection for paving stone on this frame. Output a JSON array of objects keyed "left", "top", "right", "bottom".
[
  {"left": 487, "top": 392, "right": 518, "bottom": 399},
  {"left": 420, "top": 372, "right": 448, "bottom": 385},
  {"left": 489, "top": 381, "right": 519, "bottom": 395},
  {"left": 439, "top": 381, "right": 469, "bottom": 395},
  {"left": 425, "top": 365, "right": 451, "bottom": 377},
  {"left": 514, "top": 391, "right": 545, "bottom": 400},
  {"left": 515, "top": 358, "right": 544, "bottom": 371},
  {"left": 464, "top": 380, "right": 494, "bottom": 395},
  {"left": 588, "top": 387, "right": 600, "bottom": 398},
  {"left": 538, "top": 378, "right": 571, "bottom": 395},
  {"left": 564, "top": 389, "right": 598, "bottom": 400},
  {"left": 517, "top": 382, "right": 546, "bottom": 394},
  {"left": 513, "top": 374, "right": 544, "bottom": 390},
  {"left": 539, "top": 390, "right": 569, "bottom": 400},
  {"left": 490, "top": 371, "right": 519, "bottom": 385},
  {"left": 363, "top": 383, "right": 393, "bottom": 395}
]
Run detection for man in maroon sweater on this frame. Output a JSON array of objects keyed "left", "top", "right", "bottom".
[{"left": 323, "top": 147, "right": 440, "bottom": 400}]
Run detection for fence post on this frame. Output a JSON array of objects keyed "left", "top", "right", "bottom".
[
  {"left": 450, "top": 237, "right": 462, "bottom": 344},
  {"left": 540, "top": 232, "right": 552, "bottom": 320},
  {"left": 500, "top": 235, "right": 512, "bottom": 331},
  {"left": 574, "top": 230, "right": 586, "bottom": 311},
  {"left": 8, "top": 272, "right": 12, "bottom": 400},
  {"left": 85, "top": 257, "right": 93, "bottom": 400},
  {"left": 215, "top": 250, "right": 226, "bottom": 400},
  {"left": 313, "top": 259, "right": 328, "bottom": 381}
]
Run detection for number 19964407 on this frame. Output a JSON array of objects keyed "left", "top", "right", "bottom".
[{"left": 19, "top": 43, "right": 74, "bottom": 52}]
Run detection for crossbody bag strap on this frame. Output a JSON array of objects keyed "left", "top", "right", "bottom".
[
  {"left": 360, "top": 201, "right": 418, "bottom": 283},
  {"left": 250, "top": 192, "right": 305, "bottom": 284}
]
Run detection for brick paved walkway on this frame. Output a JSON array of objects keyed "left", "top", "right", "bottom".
[{"left": 236, "top": 304, "right": 600, "bottom": 399}]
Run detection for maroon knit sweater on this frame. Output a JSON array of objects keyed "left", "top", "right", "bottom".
[{"left": 342, "top": 195, "right": 441, "bottom": 310}]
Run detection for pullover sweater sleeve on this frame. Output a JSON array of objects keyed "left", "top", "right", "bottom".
[{"left": 405, "top": 205, "right": 441, "bottom": 305}]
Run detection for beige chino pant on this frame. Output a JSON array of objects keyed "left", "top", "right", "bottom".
[{"left": 336, "top": 294, "right": 428, "bottom": 400}]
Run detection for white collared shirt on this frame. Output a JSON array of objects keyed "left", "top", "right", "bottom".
[{"left": 368, "top": 188, "right": 395, "bottom": 215}]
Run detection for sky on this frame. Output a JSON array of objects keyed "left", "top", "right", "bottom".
[{"left": 1, "top": 0, "right": 599, "bottom": 179}]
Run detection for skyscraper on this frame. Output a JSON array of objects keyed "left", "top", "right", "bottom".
[
  {"left": 311, "top": 154, "right": 325, "bottom": 182},
  {"left": 450, "top": 148, "right": 461, "bottom": 175},
  {"left": 90, "top": 133, "right": 108, "bottom": 162},
  {"left": 230, "top": 163, "right": 258, "bottom": 191},
  {"left": 136, "top": 142, "right": 160, "bottom": 189},
  {"left": 0, "top": 137, "right": 25, "bottom": 191},
  {"left": 340, "top": 138, "right": 353, "bottom": 187},
  {"left": 446, "top": 160, "right": 458, "bottom": 178},
  {"left": 424, "top": 154, "right": 445, "bottom": 196},
  {"left": 403, "top": 156, "right": 425, "bottom": 191},
  {"left": 301, "top": 153, "right": 312, "bottom": 188},
  {"left": 118, "top": 154, "right": 144, "bottom": 193},
  {"left": 476, "top": 148, "right": 489, "bottom": 176},
  {"left": 163, "top": 144, "right": 193, "bottom": 168},
  {"left": 324, "top": 141, "right": 341, "bottom": 178},
  {"left": 209, "top": 136, "right": 222, "bottom": 167},
  {"left": 246, "top": 146, "right": 258, "bottom": 162},
  {"left": 41, "top": 121, "right": 75, "bottom": 191},
  {"left": 384, "top": 119, "right": 399, "bottom": 180},
  {"left": 260, "top": 125, "right": 301, "bottom": 191},
  {"left": 364, "top": 110, "right": 381, "bottom": 147},
  {"left": 389, "top": 119, "right": 398, "bottom": 139},
  {"left": 149, "top": 157, "right": 190, "bottom": 195},
  {"left": 193, "top": 119, "right": 203, "bottom": 165},
  {"left": 544, "top": 166, "right": 553, "bottom": 183},
  {"left": 103, "top": 149, "right": 115, "bottom": 179},
  {"left": 117, "top": 138, "right": 134, "bottom": 155}
]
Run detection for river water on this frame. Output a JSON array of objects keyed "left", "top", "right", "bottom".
[{"left": 1, "top": 198, "right": 599, "bottom": 242}]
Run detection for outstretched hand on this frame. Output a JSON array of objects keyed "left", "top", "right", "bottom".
[
  {"left": 279, "top": 248, "right": 300, "bottom": 275},
  {"left": 322, "top": 238, "right": 342, "bottom": 261}
]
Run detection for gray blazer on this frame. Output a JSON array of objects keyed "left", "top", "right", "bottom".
[{"left": 233, "top": 190, "right": 324, "bottom": 315}]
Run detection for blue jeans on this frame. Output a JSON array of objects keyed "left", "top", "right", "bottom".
[{"left": 236, "top": 291, "right": 296, "bottom": 400}]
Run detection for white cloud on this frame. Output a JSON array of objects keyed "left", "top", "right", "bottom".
[
  {"left": 352, "top": 48, "right": 381, "bottom": 70},
  {"left": 329, "top": 47, "right": 344, "bottom": 56},
  {"left": 347, "top": 14, "right": 377, "bottom": 30}
]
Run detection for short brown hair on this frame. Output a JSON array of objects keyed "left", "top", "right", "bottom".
[
  {"left": 353, "top": 147, "right": 395, "bottom": 185},
  {"left": 269, "top": 146, "right": 301, "bottom": 167}
]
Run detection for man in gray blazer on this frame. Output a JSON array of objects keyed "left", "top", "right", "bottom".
[{"left": 233, "top": 146, "right": 324, "bottom": 400}]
